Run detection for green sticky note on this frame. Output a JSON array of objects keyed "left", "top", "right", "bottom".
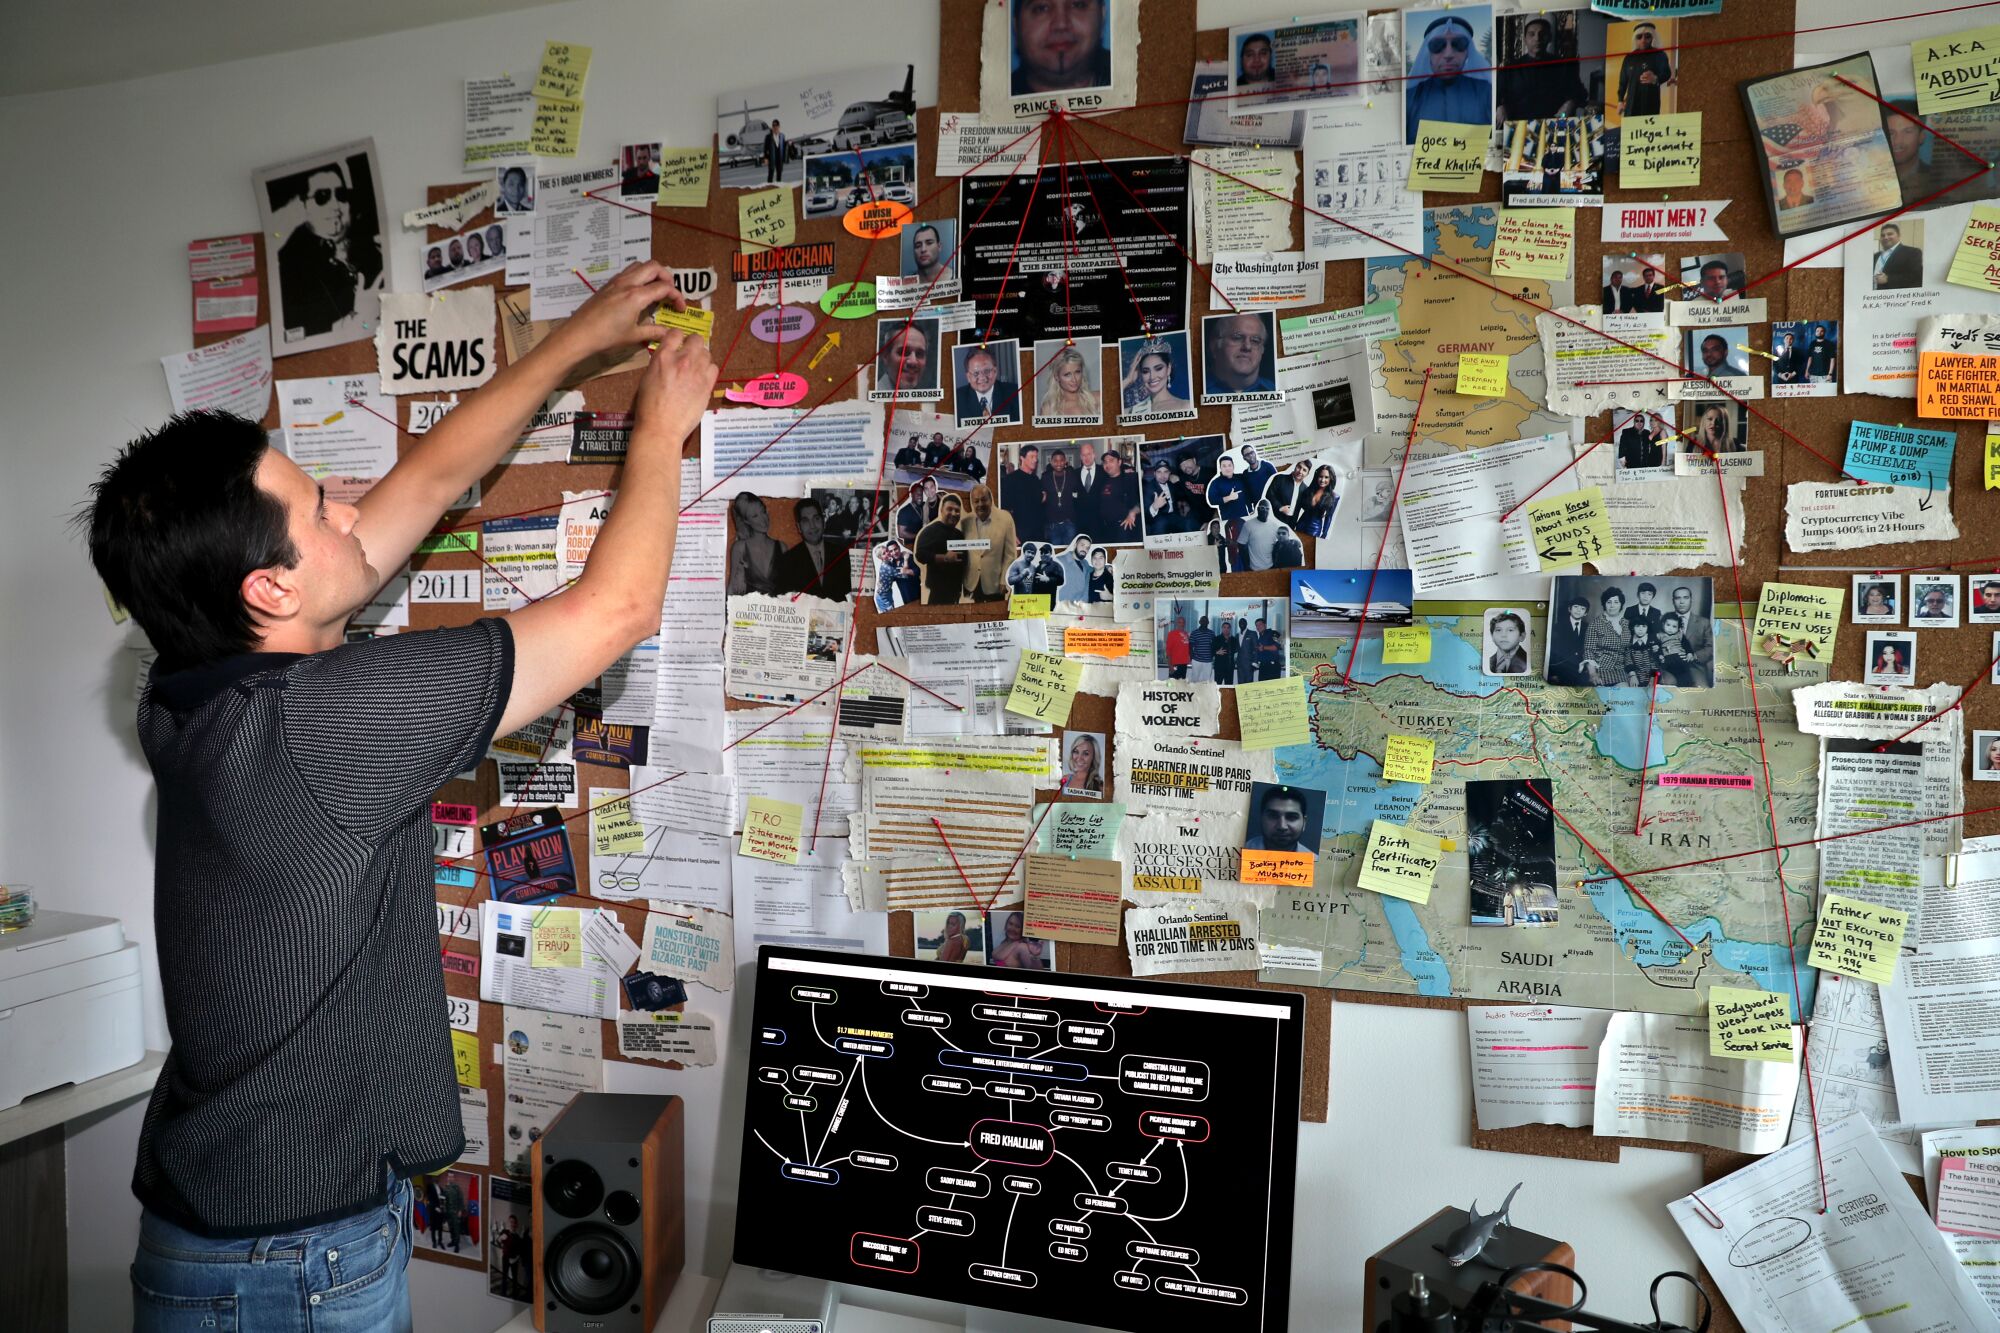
[
  {"left": 1235, "top": 675, "right": 1310, "bottom": 750},
  {"left": 1708, "top": 986, "right": 1795, "bottom": 1063},
  {"left": 1807, "top": 894, "right": 1909, "bottom": 984},
  {"left": 417, "top": 531, "right": 478, "bottom": 554},
  {"left": 1033, "top": 802, "right": 1126, "bottom": 858}
]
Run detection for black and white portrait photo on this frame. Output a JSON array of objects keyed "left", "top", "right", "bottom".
[
  {"left": 254, "top": 138, "right": 388, "bottom": 354},
  {"left": 1482, "top": 607, "right": 1533, "bottom": 677}
]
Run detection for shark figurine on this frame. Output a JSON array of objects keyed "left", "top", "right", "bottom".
[{"left": 1444, "top": 1182, "right": 1522, "bottom": 1267}]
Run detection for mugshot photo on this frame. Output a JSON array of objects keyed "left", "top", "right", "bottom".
[
  {"left": 1969, "top": 577, "right": 2000, "bottom": 625},
  {"left": 1678, "top": 252, "right": 1746, "bottom": 303},
  {"left": 1687, "top": 328, "right": 1752, "bottom": 380},
  {"left": 1009, "top": 0, "right": 1116, "bottom": 99},
  {"left": 1910, "top": 575, "right": 1960, "bottom": 627},
  {"left": 494, "top": 163, "right": 535, "bottom": 214},
  {"left": 1200, "top": 310, "right": 1281, "bottom": 404},
  {"left": 1865, "top": 630, "right": 1915, "bottom": 686},
  {"left": 1243, "top": 781, "right": 1327, "bottom": 856},
  {"left": 1483, "top": 607, "right": 1535, "bottom": 677}
]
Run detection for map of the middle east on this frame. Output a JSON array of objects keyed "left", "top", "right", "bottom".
[{"left": 1259, "top": 607, "right": 1822, "bottom": 1017}]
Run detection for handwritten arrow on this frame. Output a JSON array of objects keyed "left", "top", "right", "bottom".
[
  {"left": 807, "top": 329, "right": 843, "bottom": 370},
  {"left": 1540, "top": 546, "right": 1579, "bottom": 562},
  {"left": 1918, "top": 471, "right": 1936, "bottom": 512}
]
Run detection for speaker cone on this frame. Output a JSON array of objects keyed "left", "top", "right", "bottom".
[
  {"left": 546, "top": 1222, "right": 639, "bottom": 1315},
  {"left": 544, "top": 1158, "right": 605, "bottom": 1219}
]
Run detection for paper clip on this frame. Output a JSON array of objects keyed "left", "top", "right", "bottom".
[{"left": 1686, "top": 1191, "right": 1724, "bottom": 1230}]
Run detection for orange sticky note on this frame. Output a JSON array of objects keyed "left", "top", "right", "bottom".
[{"left": 1240, "top": 848, "right": 1315, "bottom": 886}]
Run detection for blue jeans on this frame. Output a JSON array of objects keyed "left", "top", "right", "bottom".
[{"left": 131, "top": 1176, "right": 413, "bottom": 1333}]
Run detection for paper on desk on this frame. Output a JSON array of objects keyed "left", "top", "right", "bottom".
[
  {"left": 1882, "top": 840, "right": 2000, "bottom": 1126},
  {"left": 1467, "top": 1004, "right": 1612, "bottom": 1130},
  {"left": 1592, "top": 1011, "right": 1800, "bottom": 1153},
  {"left": 1669, "top": 1113, "right": 1992, "bottom": 1333},
  {"left": 1924, "top": 1125, "right": 2000, "bottom": 1316}
]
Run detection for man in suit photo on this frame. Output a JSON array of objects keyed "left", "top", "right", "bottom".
[
  {"left": 955, "top": 343, "right": 1021, "bottom": 425},
  {"left": 1873, "top": 222, "right": 1922, "bottom": 290}
]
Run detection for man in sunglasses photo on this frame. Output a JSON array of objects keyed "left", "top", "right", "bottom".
[
  {"left": 270, "top": 157, "right": 384, "bottom": 342},
  {"left": 1405, "top": 10, "right": 1493, "bottom": 143}
]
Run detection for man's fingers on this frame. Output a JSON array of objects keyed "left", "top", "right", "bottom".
[{"left": 614, "top": 259, "right": 667, "bottom": 290}]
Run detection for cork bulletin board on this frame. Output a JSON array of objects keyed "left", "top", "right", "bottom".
[{"left": 187, "top": 0, "right": 1977, "bottom": 1312}]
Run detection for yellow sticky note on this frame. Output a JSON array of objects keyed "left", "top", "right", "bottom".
[
  {"left": 531, "top": 96, "right": 583, "bottom": 157},
  {"left": 1357, "top": 819, "right": 1444, "bottom": 903},
  {"left": 1947, "top": 205, "right": 2000, "bottom": 294},
  {"left": 1236, "top": 675, "right": 1310, "bottom": 750},
  {"left": 103, "top": 584, "right": 129, "bottom": 625},
  {"left": 1382, "top": 626, "right": 1432, "bottom": 664},
  {"left": 738, "top": 188, "right": 795, "bottom": 253},
  {"left": 1987, "top": 430, "right": 2000, "bottom": 489},
  {"left": 1708, "top": 986, "right": 1795, "bottom": 1063},
  {"left": 1456, "top": 352, "right": 1510, "bottom": 398},
  {"left": 534, "top": 40, "right": 593, "bottom": 101},
  {"left": 1492, "top": 209, "right": 1575, "bottom": 281},
  {"left": 1527, "top": 486, "right": 1617, "bottom": 570},
  {"left": 1915, "top": 24, "right": 2000, "bottom": 117},
  {"left": 451, "top": 1030, "right": 482, "bottom": 1088},
  {"left": 654, "top": 305, "right": 716, "bottom": 339},
  {"left": 1010, "top": 594, "right": 1051, "bottom": 619},
  {"left": 1752, "top": 582, "right": 1843, "bottom": 661},
  {"left": 1064, "top": 627, "right": 1131, "bottom": 659},
  {"left": 1407, "top": 121, "right": 1485, "bottom": 192},
  {"left": 529, "top": 907, "right": 583, "bottom": 968},
  {"left": 1005, "top": 650, "right": 1083, "bottom": 725},
  {"left": 1381, "top": 734, "right": 1434, "bottom": 785},
  {"left": 656, "top": 148, "right": 713, "bottom": 208},
  {"left": 741, "top": 795, "right": 804, "bottom": 864},
  {"left": 1807, "top": 894, "right": 1910, "bottom": 984},
  {"left": 1620, "top": 113, "right": 1703, "bottom": 189},
  {"left": 591, "top": 795, "right": 645, "bottom": 857}
]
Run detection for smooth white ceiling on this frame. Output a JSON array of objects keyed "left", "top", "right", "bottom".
[{"left": 0, "top": 0, "right": 569, "bottom": 97}]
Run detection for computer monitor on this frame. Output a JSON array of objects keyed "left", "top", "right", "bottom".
[{"left": 733, "top": 945, "right": 1305, "bottom": 1332}]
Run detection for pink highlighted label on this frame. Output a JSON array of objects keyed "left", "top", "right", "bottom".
[
  {"left": 724, "top": 372, "right": 810, "bottom": 407},
  {"left": 1658, "top": 773, "right": 1754, "bottom": 789}
]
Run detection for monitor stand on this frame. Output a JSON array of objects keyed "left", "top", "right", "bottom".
[{"left": 713, "top": 1263, "right": 1113, "bottom": 1333}]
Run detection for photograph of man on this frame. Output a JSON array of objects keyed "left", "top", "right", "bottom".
[
  {"left": 914, "top": 493, "right": 968, "bottom": 604},
  {"left": 1602, "top": 266, "right": 1630, "bottom": 313},
  {"left": 772, "top": 497, "right": 852, "bottom": 603},
  {"left": 264, "top": 151, "right": 385, "bottom": 343},
  {"left": 1243, "top": 781, "right": 1325, "bottom": 855},
  {"left": 1873, "top": 220, "right": 1923, "bottom": 289},
  {"left": 1689, "top": 330, "right": 1750, "bottom": 379},
  {"left": 872, "top": 318, "right": 940, "bottom": 400},
  {"left": 483, "top": 223, "right": 506, "bottom": 260},
  {"left": 1081, "top": 441, "right": 1141, "bottom": 543},
  {"left": 1887, "top": 106, "right": 1947, "bottom": 202},
  {"left": 1773, "top": 329, "right": 1805, "bottom": 385},
  {"left": 1143, "top": 459, "right": 1176, "bottom": 533},
  {"left": 954, "top": 340, "right": 1022, "bottom": 424},
  {"left": 763, "top": 118, "right": 787, "bottom": 184},
  {"left": 424, "top": 246, "right": 451, "bottom": 281},
  {"left": 1689, "top": 256, "right": 1738, "bottom": 302},
  {"left": 904, "top": 220, "right": 958, "bottom": 291},
  {"left": 1239, "top": 499, "right": 1288, "bottom": 572},
  {"left": 1041, "top": 446, "right": 1084, "bottom": 545},
  {"left": 1404, "top": 7, "right": 1494, "bottom": 144},
  {"left": 1163, "top": 614, "right": 1191, "bottom": 678},
  {"left": 1206, "top": 454, "right": 1252, "bottom": 564},
  {"left": 495, "top": 164, "right": 534, "bottom": 215},
  {"left": 1237, "top": 31, "right": 1274, "bottom": 85},
  {"left": 1776, "top": 168, "right": 1815, "bottom": 212},
  {"left": 1613, "top": 20, "right": 1675, "bottom": 120},
  {"left": 1616, "top": 410, "right": 1668, "bottom": 474},
  {"left": 1010, "top": 0, "right": 1114, "bottom": 98},
  {"left": 1803, "top": 322, "right": 1836, "bottom": 381},
  {"left": 491, "top": 1211, "right": 529, "bottom": 1300},
  {"left": 1545, "top": 587, "right": 1593, "bottom": 685},
  {"left": 621, "top": 142, "right": 660, "bottom": 197},
  {"left": 1973, "top": 580, "right": 2000, "bottom": 625},
  {"left": 1496, "top": 13, "right": 1589, "bottom": 125},
  {"left": 1252, "top": 614, "right": 1285, "bottom": 679},
  {"left": 1912, "top": 577, "right": 1959, "bottom": 625},
  {"left": 1001, "top": 442, "right": 1048, "bottom": 543},
  {"left": 957, "top": 483, "right": 1016, "bottom": 603},
  {"left": 1667, "top": 583, "right": 1713, "bottom": 686},
  {"left": 1054, "top": 534, "right": 1096, "bottom": 603},
  {"left": 1484, "top": 609, "right": 1532, "bottom": 676},
  {"left": 1201, "top": 311, "right": 1279, "bottom": 400}
]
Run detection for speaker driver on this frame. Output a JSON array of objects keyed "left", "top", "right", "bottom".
[
  {"left": 546, "top": 1223, "right": 640, "bottom": 1315},
  {"left": 544, "top": 1158, "right": 605, "bottom": 1219}
]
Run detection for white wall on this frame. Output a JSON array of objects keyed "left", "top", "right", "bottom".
[{"left": 0, "top": 2, "right": 1703, "bottom": 1329}]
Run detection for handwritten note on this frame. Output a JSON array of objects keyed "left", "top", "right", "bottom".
[
  {"left": 1620, "top": 113, "right": 1703, "bottom": 189},
  {"left": 1492, "top": 209, "right": 1575, "bottom": 280},
  {"left": 1033, "top": 802, "right": 1127, "bottom": 858},
  {"left": 1357, "top": 820, "right": 1444, "bottom": 903},
  {"left": 451, "top": 1030, "right": 482, "bottom": 1088},
  {"left": 1024, "top": 853, "right": 1124, "bottom": 944},
  {"left": 1239, "top": 848, "right": 1315, "bottom": 887},
  {"left": 1844, "top": 420, "right": 1956, "bottom": 489},
  {"left": 1382, "top": 626, "right": 1432, "bottom": 664},
  {"left": 1987, "top": 429, "right": 2000, "bottom": 489},
  {"left": 739, "top": 188, "right": 795, "bottom": 253},
  {"left": 1407, "top": 121, "right": 1485, "bottom": 192},
  {"left": 1915, "top": 24, "right": 2000, "bottom": 117},
  {"left": 590, "top": 792, "right": 645, "bottom": 856},
  {"left": 529, "top": 907, "right": 583, "bottom": 968},
  {"left": 1707, "top": 986, "right": 1795, "bottom": 1063},
  {"left": 1235, "top": 675, "right": 1309, "bottom": 749},
  {"left": 1010, "top": 594, "right": 1051, "bottom": 619},
  {"left": 1455, "top": 352, "right": 1510, "bottom": 398},
  {"left": 1949, "top": 206, "right": 2000, "bottom": 293},
  {"left": 1005, "top": 650, "right": 1083, "bottom": 724},
  {"left": 655, "top": 148, "right": 712, "bottom": 208},
  {"left": 1751, "top": 583, "right": 1843, "bottom": 660},
  {"left": 1807, "top": 894, "right": 1909, "bottom": 984},
  {"left": 1527, "top": 487, "right": 1617, "bottom": 569},
  {"left": 1381, "top": 734, "right": 1435, "bottom": 785},
  {"left": 534, "top": 41, "right": 593, "bottom": 101},
  {"left": 740, "top": 795, "right": 804, "bottom": 864},
  {"left": 530, "top": 96, "right": 583, "bottom": 157}
]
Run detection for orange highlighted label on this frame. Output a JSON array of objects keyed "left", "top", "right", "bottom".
[
  {"left": 1239, "top": 848, "right": 1314, "bottom": 887},
  {"left": 844, "top": 200, "right": 914, "bottom": 239}
]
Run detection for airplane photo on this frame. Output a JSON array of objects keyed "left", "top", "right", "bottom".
[{"left": 1291, "top": 569, "right": 1414, "bottom": 631}]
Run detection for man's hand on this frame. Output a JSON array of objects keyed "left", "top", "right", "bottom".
[
  {"left": 634, "top": 328, "right": 719, "bottom": 443},
  {"left": 553, "top": 261, "right": 686, "bottom": 363}
]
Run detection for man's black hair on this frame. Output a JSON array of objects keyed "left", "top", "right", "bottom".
[
  {"left": 1260, "top": 785, "right": 1306, "bottom": 812},
  {"left": 82, "top": 410, "right": 298, "bottom": 669},
  {"left": 287, "top": 160, "right": 347, "bottom": 207},
  {"left": 1490, "top": 610, "right": 1526, "bottom": 636}
]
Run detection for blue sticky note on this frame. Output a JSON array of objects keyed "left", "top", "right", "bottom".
[
  {"left": 435, "top": 865, "right": 478, "bottom": 889},
  {"left": 1844, "top": 421, "right": 1956, "bottom": 490}
]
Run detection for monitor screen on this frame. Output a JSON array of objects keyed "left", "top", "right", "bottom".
[{"left": 733, "top": 945, "right": 1304, "bottom": 1332}]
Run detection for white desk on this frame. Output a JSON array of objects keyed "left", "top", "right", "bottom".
[{"left": 498, "top": 1272, "right": 721, "bottom": 1332}]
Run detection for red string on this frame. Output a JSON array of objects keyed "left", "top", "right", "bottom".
[
  {"left": 1343, "top": 368, "right": 1429, "bottom": 687},
  {"left": 1634, "top": 672, "right": 1660, "bottom": 837}
]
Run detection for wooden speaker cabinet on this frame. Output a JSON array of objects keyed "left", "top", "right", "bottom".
[{"left": 533, "top": 1093, "right": 685, "bottom": 1332}]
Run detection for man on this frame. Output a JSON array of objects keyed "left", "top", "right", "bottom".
[
  {"left": 894, "top": 434, "right": 924, "bottom": 470},
  {"left": 877, "top": 321, "right": 935, "bottom": 395},
  {"left": 1888, "top": 112, "right": 1941, "bottom": 202},
  {"left": 89, "top": 262, "right": 714, "bottom": 1328},
  {"left": 1777, "top": 169, "right": 1815, "bottom": 211},
  {"left": 957, "top": 344, "right": 1019, "bottom": 424},
  {"left": 277, "top": 160, "right": 382, "bottom": 338},
  {"left": 1165, "top": 615, "right": 1192, "bottom": 679},
  {"left": 1977, "top": 581, "right": 2000, "bottom": 619},
  {"left": 1546, "top": 590, "right": 1592, "bottom": 685},
  {"left": 483, "top": 223, "right": 506, "bottom": 260},
  {"left": 923, "top": 431, "right": 952, "bottom": 471},
  {"left": 1042, "top": 447, "right": 1082, "bottom": 546},
  {"left": 495, "top": 1213, "right": 528, "bottom": 1298},
  {"left": 445, "top": 237, "right": 466, "bottom": 270},
  {"left": 1487, "top": 611, "right": 1529, "bottom": 675},
  {"left": 1187, "top": 616, "right": 1216, "bottom": 682},
  {"left": 914, "top": 494, "right": 969, "bottom": 604},
  {"left": 910, "top": 223, "right": 954, "bottom": 287},
  {"left": 1618, "top": 415, "right": 1663, "bottom": 471},
  {"left": 1002, "top": 444, "right": 1047, "bottom": 542},
  {"left": 423, "top": 246, "right": 451, "bottom": 281},
  {"left": 1244, "top": 785, "right": 1312, "bottom": 853},
  {"left": 1773, "top": 331, "right": 1805, "bottom": 384},
  {"left": 1239, "top": 499, "right": 1286, "bottom": 571},
  {"left": 1498, "top": 16, "right": 1585, "bottom": 123},
  {"left": 1405, "top": 13, "right": 1493, "bottom": 143},
  {"left": 1074, "top": 441, "right": 1100, "bottom": 535},
  {"left": 622, "top": 143, "right": 659, "bottom": 197},
  {"left": 1630, "top": 266, "right": 1666, "bottom": 313},
  {"left": 1696, "top": 259, "right": 1733, "bottom": 302},
  {"left": 1873, "top": 223, "right": 1922, "bottom": 290},
  {"left": 1624, "top": 582, "right": 1663, "bottom": 640},
  {"left": 1602, "top": 268, "right": 1628, "bottom": 314},
  {"left": 773, "top": 497, "right": 852, "bottom": 602},
  {"left": 1670, "top": 585, "right": 1712, "bottom": 684},
  {"left": 1012, "top": 0, "right": 1112, "bottom": 96},
  {"left": 1695, "top": 333, "right": 1747, "bottom": 378},
  {"left": 959, "top": 483, "right": 1017, "bottom": 603},
  {"left": 1236, "top": 442, "right": 1276, "bottom": 501},
  {"left": 1915, "top": 583, "right": 1954, "bottom": 620},
  {"left": 497, "top": 165, "right": 532, "bottom": 214},
  {"left": 1143, "top": 459, "right": 1176, "bottom": 534},
  {"left": 1804, "top": 324, "right": 1836, "bottom": 381},
  {"left": 1239, "top": 33, "right": 1274, "bottom": 84},
  {"left": 1254, "top": 616, "right": 1284, "bottom": 680},
  {"left": 1203, "top": 313, "right": 1276, "bottom": 395},
  {"left": 1086, "top": 446, "right": 1141, "bottom": 543},
  {"left": 763, "top": 118, "right": 787, "bottom": 184},
  {"left": 441, "top": 1173, "right": 467, "bottom": 1252},
  {"left": 1616, "top": 22, "right": 1674, "bottom": 118}
]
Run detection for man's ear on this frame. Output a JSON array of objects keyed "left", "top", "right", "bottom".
[{"left": 241, "top": 564, "right": 300, "bottom": 628}]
